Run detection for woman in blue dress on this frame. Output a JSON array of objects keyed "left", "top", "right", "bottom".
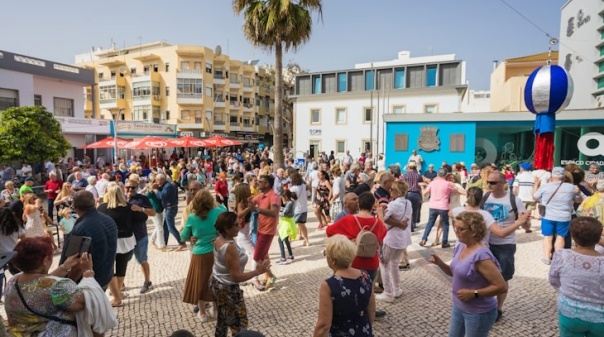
[{"left": 313, "top": 234, "right": 375, "bottom": 337}]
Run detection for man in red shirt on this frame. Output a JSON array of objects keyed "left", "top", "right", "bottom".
[
  {"left": 43, "top": 171, "right": 63, "bottom": 222},
  {"left": 249, "top": 174, "right": 280, "bottom": 289}
]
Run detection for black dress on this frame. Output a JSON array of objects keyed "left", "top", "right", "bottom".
[{"left": 325, "top": 271, "right": 372, "bottom": 337}]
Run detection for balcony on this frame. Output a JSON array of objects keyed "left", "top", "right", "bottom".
[
  {"left": 176, "top": 68, "right": 203, "bottom": 79},
  {"left": 229, "top": 122, "right": 241, "bottom": 131},
  {"left": 229, "top": 101, "right": 241, "bottom": 109},
  {"left": 214, "top": 74, "right": 226, "bottom": 85},
  {"left": 242, "top": 124, "right": 254, "bottom": 132},
  {"left": 177, "top": 93, "right": 203, "bottom": 105},
  {"left": 243, "top": 103, "right": 253, "bottom": 112},
  {"left": 100, "top": 98, "right": 127, "bottom": 110},
  {"left": 213, "top": 121, "right": 225, "bottom": 130},
  {"left": 243, "top": 85, "right": 253, "bottom": 93},
  {"left": 99, "top": 76, "right": 126, "bottom": 87},
  {"left": 214, "top": 98, "right": 226, "bottom": 108},
  {"left": 230, "top": 80, "right": 240, "bottom": 89}
]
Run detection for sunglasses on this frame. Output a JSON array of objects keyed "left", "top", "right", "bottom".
[
  {"left": 125, "top": 186, "right": 137, "bottom": 190},
  {"left": 487, "top": 181, "right": 501, "bottom": 185}
]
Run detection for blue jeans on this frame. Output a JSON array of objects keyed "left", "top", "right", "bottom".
[
  {"left": 163, "top": 206, "right": 182, "bottom": 246},
  {"left": 449, "top": 305, "right": 497, "bottom": 337},
  {"left": 406, "top": 192, "right": 422, "bottom": 231},
  {"left": 47, "top": 199, "right": 58, "bottom": 222},
  {"left": 421, "top": 208, "right": 450, "bottom": 244},
  {"left": 250, "top": 211, "right": 259, "bottom": 245}
]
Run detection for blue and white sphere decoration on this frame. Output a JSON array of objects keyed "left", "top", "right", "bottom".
[{"left": 524, "top": 65, "right": 573, "bottom": 115}]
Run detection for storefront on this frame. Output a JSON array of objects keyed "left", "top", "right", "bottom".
[{"left": 57, "top": 116, "right": 111, "bottom": 160}]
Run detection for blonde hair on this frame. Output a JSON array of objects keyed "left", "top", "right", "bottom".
[
  {"left": 392, "top": 180, "right": 409, "bottom": 197},
  {"left": 191, "top": 189, "right": 218, "bottom": 220},
  {"left": 374, "top": 170, "right": 386, "bottom": 184},
  {"left": 325, "top": 234, "right": 357, "bottom": 269},
  {"left": 105, "top": 183, "right": 127, "bottom": 209},
  {"left": 128, "top": 173, "right": 140, "bottom": 184},
  {"left": 60, "top": 208, "right": 72, "bottom": 217}
]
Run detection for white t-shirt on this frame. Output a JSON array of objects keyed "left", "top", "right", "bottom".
[
  {"left": 289, "top": 184, "right": 308, "bottom": 214},
  {"left": 309, "top": 170, "right": 320, "bottom": 188},
  {"left": 534, "top": 182, "right": 576, "bottom": 222},
  {"left": 85, "top": 184, "right": 99, "bottom": 199},
  {"left": 332, "top": 176, "right": 345, "bottom": 203},
  {"left": 483, "top": 191, "right": 526, "bottom": 245},
  {"left": 452, "top": 207, "right": 495, "bottom": 247},
  {"left": 513, "top": 171, "right": 536, "bottom": 202},
  {"left": 96, "top": 179, "right": 109, "bottom": 198},
  {"left": 383, "top": 197, "right": 412, "bottom": 249},
  {"left": 533, "top": 169, "right": 551, "bottom": 185}
]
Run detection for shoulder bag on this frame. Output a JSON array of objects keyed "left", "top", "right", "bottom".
[{"left": 538, "top": 182, "right": 563, "bottom": 217}]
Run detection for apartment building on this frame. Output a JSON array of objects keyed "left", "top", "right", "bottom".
[{"left": 75, "top": 41, "right": 277, "bottom": 144}]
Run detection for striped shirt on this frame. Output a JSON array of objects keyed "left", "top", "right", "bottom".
[{"left": 403, "top": 170, "right": 422, "bottom": 193}]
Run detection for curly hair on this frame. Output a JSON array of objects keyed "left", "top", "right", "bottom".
[
  {"left": 214, "top": 212, "right": 238, "bottom": 237},
  {"left": 570, "top": 217, "right": 603, "bottom": 247},
  {"left": 12, "top": 237, "right": 53, "bottom": 273},
  {"left": 455, "top": 211, "right": 487, "bottom": 242},
  {"left": 191, "top": 189, "right": 218, "bottom": 220},
  {"left": 0, "top": 207, "right": 21, "bottom": 235}
]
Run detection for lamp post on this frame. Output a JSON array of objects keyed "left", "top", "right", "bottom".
[{"left": 103, "top": 109, "right": 122, "bottom": 165}]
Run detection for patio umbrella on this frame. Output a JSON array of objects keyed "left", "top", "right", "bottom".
[
  {"left": 82, "top": 137, "right": 130, "bottom": 149},
  {"left": 202, "top": 135, "right": 242, "bottom": 147},
  {"left": 124, "top": 136, "right": 172, "bottom": 168},
  {"left": 166, "top": 136, "right": 212, "bottom": 148}
]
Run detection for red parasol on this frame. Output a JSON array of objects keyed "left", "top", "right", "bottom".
[
  {"left": 166, "top": 136, "right": 213, "bottom": 148},
  {"left": 82, "top": 137, "right": 130, "bottom": 149},
  {"left": 123, "top": 136, "right": 172, "bottom": 149},
  {"left": 202, "top": 136, "right": 242, "bottom": 147}
]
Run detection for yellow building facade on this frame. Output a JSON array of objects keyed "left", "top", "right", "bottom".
[
  {"left": 76, "top": 41, "right": 275, "bottom": 143},
  {"left": 489, "top": 51, "right": 559, "bottom": 112}
]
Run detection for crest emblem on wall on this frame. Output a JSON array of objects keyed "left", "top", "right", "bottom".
[{"left": 418, "top": 126, "right": 440, "bottom": 152}]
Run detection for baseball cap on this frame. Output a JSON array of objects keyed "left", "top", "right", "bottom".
[
  {"left": 551, "top": 167, "right": 565, "bottom": 178},
  {"left": 519, "top": 162, "right": 532, "bottom": 171},
  {"left": 25, "top": 177, "right": 35, "bottom": 182}
]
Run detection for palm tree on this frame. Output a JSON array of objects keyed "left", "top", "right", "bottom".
[{"left": 233, "top": 0, "right": 322, "bottom": 170}]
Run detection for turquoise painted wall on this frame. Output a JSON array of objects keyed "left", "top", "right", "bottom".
[{"left": 385, "top": 122, "right": 476, "bottom": 171}]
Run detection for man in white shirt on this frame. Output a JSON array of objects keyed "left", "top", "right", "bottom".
[
  {"left": 308, "top": 163, "right": 320, "bottom": 204},
  {"left": 96, "top": 173, "right": 110, "bottom": 201},
  {"left": 342, "top": 150, "right": 353, "bottom": 166},
  {"left": 513, "top": 162, "right": 537, "bottom": 229},
  {"left": 407, "top": 150, "right": 424, "bottom": 173}
]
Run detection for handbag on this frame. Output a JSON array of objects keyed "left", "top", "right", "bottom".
[
  {"left": 14, "top": 276, "right": 77, "bottom": 326},
  {"left": 539, "top": 182, "right": 563, "bottom": 217}
]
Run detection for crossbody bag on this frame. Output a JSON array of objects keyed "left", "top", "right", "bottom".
[{"left": 539, "top": 182, "right": 563, "bottom": 217}]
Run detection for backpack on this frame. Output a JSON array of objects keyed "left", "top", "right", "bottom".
[
  {"left": 352, "top": 215, "right": 379, "bottom": 258},
  {"left": 479, "top": 191, "right": 518, "bottom": 220}
]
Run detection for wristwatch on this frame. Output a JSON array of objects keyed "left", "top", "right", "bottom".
[{"left": 474, "top": 289, "right": 479, "bottom": 298}]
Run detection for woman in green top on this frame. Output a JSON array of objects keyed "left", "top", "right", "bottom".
[
  {"left": 181, "top": 189, "right": 226, "bottom": 323},
  {"left": 145, "top": 173, "right": 166, "bottom": 250}
]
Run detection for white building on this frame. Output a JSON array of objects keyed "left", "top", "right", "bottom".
[
  {"left": 0, "top": 49, "right": 110, "bottom": 159},
  {"left": 559, "top": 0, "right": 604, "bottom": 109},
  {"left": 292, "top": 51, "right": 470, "bottom": 160}
]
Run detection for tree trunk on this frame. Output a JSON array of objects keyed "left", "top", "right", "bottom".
[{"left": 273, "top": 42, "right": 284, "bottom": 171}]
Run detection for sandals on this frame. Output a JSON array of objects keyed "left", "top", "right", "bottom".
[
  {"left": 419, "top": 240, "right": 427, "bottom": 247},
  {"left": 252, "top": 279, "right": 265, "bottom": 291},
  {"left": 430, "top": 241, "right": 440, "bottom": 247}
]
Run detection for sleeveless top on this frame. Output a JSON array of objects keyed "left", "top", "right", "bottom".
[
  {"left": 325, "top": 270, "right": 373, "bottom": 337},
  {"left": 24, "top": 210, "right": 46, "bottom": 238},
  {"left": 213, "top": 240, "right": 248, "bottom": 285}
]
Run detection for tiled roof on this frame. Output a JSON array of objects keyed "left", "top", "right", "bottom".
[{"left": 505, "top": 51, "right": 559, "bottom": 63}]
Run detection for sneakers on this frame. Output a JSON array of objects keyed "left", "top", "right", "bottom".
[
  {"left": 394, "top": 289, "right": 403, "bottom": 298},
  {"left": 287, "top": 255, "right": 294, "bottom": 261},
  {"left": 375, "top": 293, "right": 394, "bottom": 303},
  {"left": 399, "top": 264, "right": 410, "bottom": 271},
  {"left": 541, "top": 258, "right": 552, "bottom": 265},
  {"left": 276, "top": 258, "right": 289, "bottom": 265},
  {"left": 140, "top": 281, "right": 152, "bottom": 294}
]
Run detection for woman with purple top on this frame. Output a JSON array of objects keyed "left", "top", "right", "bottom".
[{"left": 430, "top": 212, "right": 508, "bottom": 337}]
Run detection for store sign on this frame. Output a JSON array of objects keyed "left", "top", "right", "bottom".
[
  {"left": 566, "top": 9, "right": 591, "bottom": 37},
  {"left": 115, "top": 121, "right": 177, "bottom": 137},
  {"left": 309, "top": 129, "right": 321, "bottom": 135},
  {"left": 56, "top": 116, "right": 110, "bottom": 134},
  {"left": 560, "top": 132, "right": 604, "bottom": 166}
]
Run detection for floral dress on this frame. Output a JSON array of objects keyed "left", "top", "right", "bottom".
[
  {"left": 315, "top": 181, "right": 331, "bottom": 213},
  {"left": 5, "top": 274, "right": 81, "bottom": 337},
  {"left": 325, "top": 271, "right": 372, "bottom": 337}
]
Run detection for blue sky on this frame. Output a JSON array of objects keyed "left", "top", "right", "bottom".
[{"left": 2, "top": 0, "right": 566, "bottom": 90}]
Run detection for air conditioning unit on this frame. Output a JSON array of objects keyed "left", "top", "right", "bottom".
[{"left": 597, "top": 96, "right": 604, "bottom": 108}]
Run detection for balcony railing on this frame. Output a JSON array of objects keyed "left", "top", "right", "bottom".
[
  {"left": 100, "top": 98, "right": 117, "bottom": 104},
  {"left": 177, "top": 93, "right": 203, "bottom": 99},
  {"left": 230, "top": 101, "right": 240, "bottom": 108},
  {"left": 177, "top": 69, "right": 202, "bottom": 74},
  {"left": 214, "top": 120, "right": 225, "bottom": 125},
  {"left": 230, "top": 122, "right": 239, "bottom": 126}
]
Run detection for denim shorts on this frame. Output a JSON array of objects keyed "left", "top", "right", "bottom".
[
  {"left": 541, "top": 218, "right": 570, "bottom": 237},
  {"left": 294, "top": 212, "right": 307, "bottom": 224},
  {"left": 133, "top": 236, "right": 149, "bottom": 264},
  {"left": 489, "top": 244, "right": 516, "bottom": 281}
]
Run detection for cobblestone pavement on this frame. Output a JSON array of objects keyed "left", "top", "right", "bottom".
[{"left": 2, "top": 194, "right": 559, "bottom": 337}]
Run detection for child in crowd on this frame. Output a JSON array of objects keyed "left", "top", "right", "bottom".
[
  {"left": 59, "top": 208, "right": 75, "bottom": 235},
  {"left": 277, "top": 189, "right": 297, "bottom": 265}
]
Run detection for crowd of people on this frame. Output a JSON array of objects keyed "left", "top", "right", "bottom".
[{"left": 0, "top": 146, "right": 603, "bottom": 337}]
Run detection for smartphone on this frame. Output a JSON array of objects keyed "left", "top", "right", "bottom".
[{"left": 79, "top": 237, "right": 92, "bottom": 256}]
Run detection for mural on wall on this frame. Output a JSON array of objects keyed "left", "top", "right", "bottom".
[
  {"left": 418, "top": 126, "right": 440, "bottom": 152},
  {"left": 475, "top": 138, "right": 497, "bottom": 166}
]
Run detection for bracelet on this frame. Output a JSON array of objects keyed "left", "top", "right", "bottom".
[
  {"left": 83, "top": 269, "right": 95, "bottom": 276},
  {"left": 60, "top": 264, "right": 71, "bottom": 273},
  {"left": 474, "top": 289, "right": 479, "bottom": 298}
]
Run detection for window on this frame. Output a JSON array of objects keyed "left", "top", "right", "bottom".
[
  {"left": 336, "top": 141, "right": 346, "bottom": 154},
  {"left": 132, "top": 81, "right": 151, "bottom": 99},
  {"left": 143, "top": 65, "right": 150, "bottom": 75},
  {"left": 311, "top": 109, "right": 320, "bottom": 124},
  {"left": 365, "top": 70, "right": 375, "bottom": 91},
  {"left": 153, "top": 64, "right": 158, "bottom": 72},
  {"left": 394, "top": 69, "right": 405, "bottom": 89},
  {"left": 130, "top": 67, "right": 136, "bottom": 75},
  {"left": 117, "top": 86, "right": 125, "bottom": 99},
  {"left": 337, "top": 73, "right": 347, "bottom": 92},
  {"left": 0, "top": 88, "right": 18, "bottom": 111},
  {"left": 165, "top": 110, "right": 170, "bottom": 120},
  {"left": 335, "top": 108, "right": 347, "bottom": 124},
  {"left": 195, "top": 110, "right": 202, "bottom": 123},
  {"left": 181, "top": 109, "right": 190, "bottom": 120},
  {"left": 53, "top": 97, "right": 74, "bottom": 117},
  {"left": 98, "top": 72, "right": 104, "bottom": 80},
  {"left": 34, "top": 95, "right": 42, "bottom": 106},
  {"left": 205, "top": 62, "right": 212, "bottom": 74},
  {"left": 180, "top": 61, "right": 189, "bottom": 70},
  {"left": 152, "top": 106, "right": 161, "bottom": 123},
  {"left": 205, "top": 86, "right": 212, "bottom": 97},
  {"left": 424, "top": 104, "right": 437, "bottom": 114},
  {"left": 165, "top": 86, "right": 170, "bottom": 96},
  {"left": 408, "top": 66, "right": 423, "bottom": 88},
  {"left": 110, "top": 71, "right": 116, "bottom": 79},
  {"left": 392, "top": 106, "right": 405, "bottom": 114},
  {"left": 364, "top": 107, "right": 373, "bottom": 122},
  {"left": 133, "top": 105, "right": 151, "bottom": 121},
  {"left": 426, "top": 65, "right": 437, "bottom": 87},
  {"left": 100, "top": 85, "right": 117, "bottom": 101},
  {"left": 165, "top": 63, "right": 170, "bottom": 72},
  {"left": 176, "top": 79, "right": 203, "bottom": 96},
  {"left": 312, "top": 76, "right": 321, "bottom": 94},
  {"left": 450, "top": 134, "right": 465, "bottom": 152}
]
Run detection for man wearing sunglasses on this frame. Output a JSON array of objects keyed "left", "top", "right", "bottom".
[
  {"left": 125, "top": 178, "right": 157, "bottom": 294},
  {"left": 481, "top": 171, "right": 531, "bottom": 322}
]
